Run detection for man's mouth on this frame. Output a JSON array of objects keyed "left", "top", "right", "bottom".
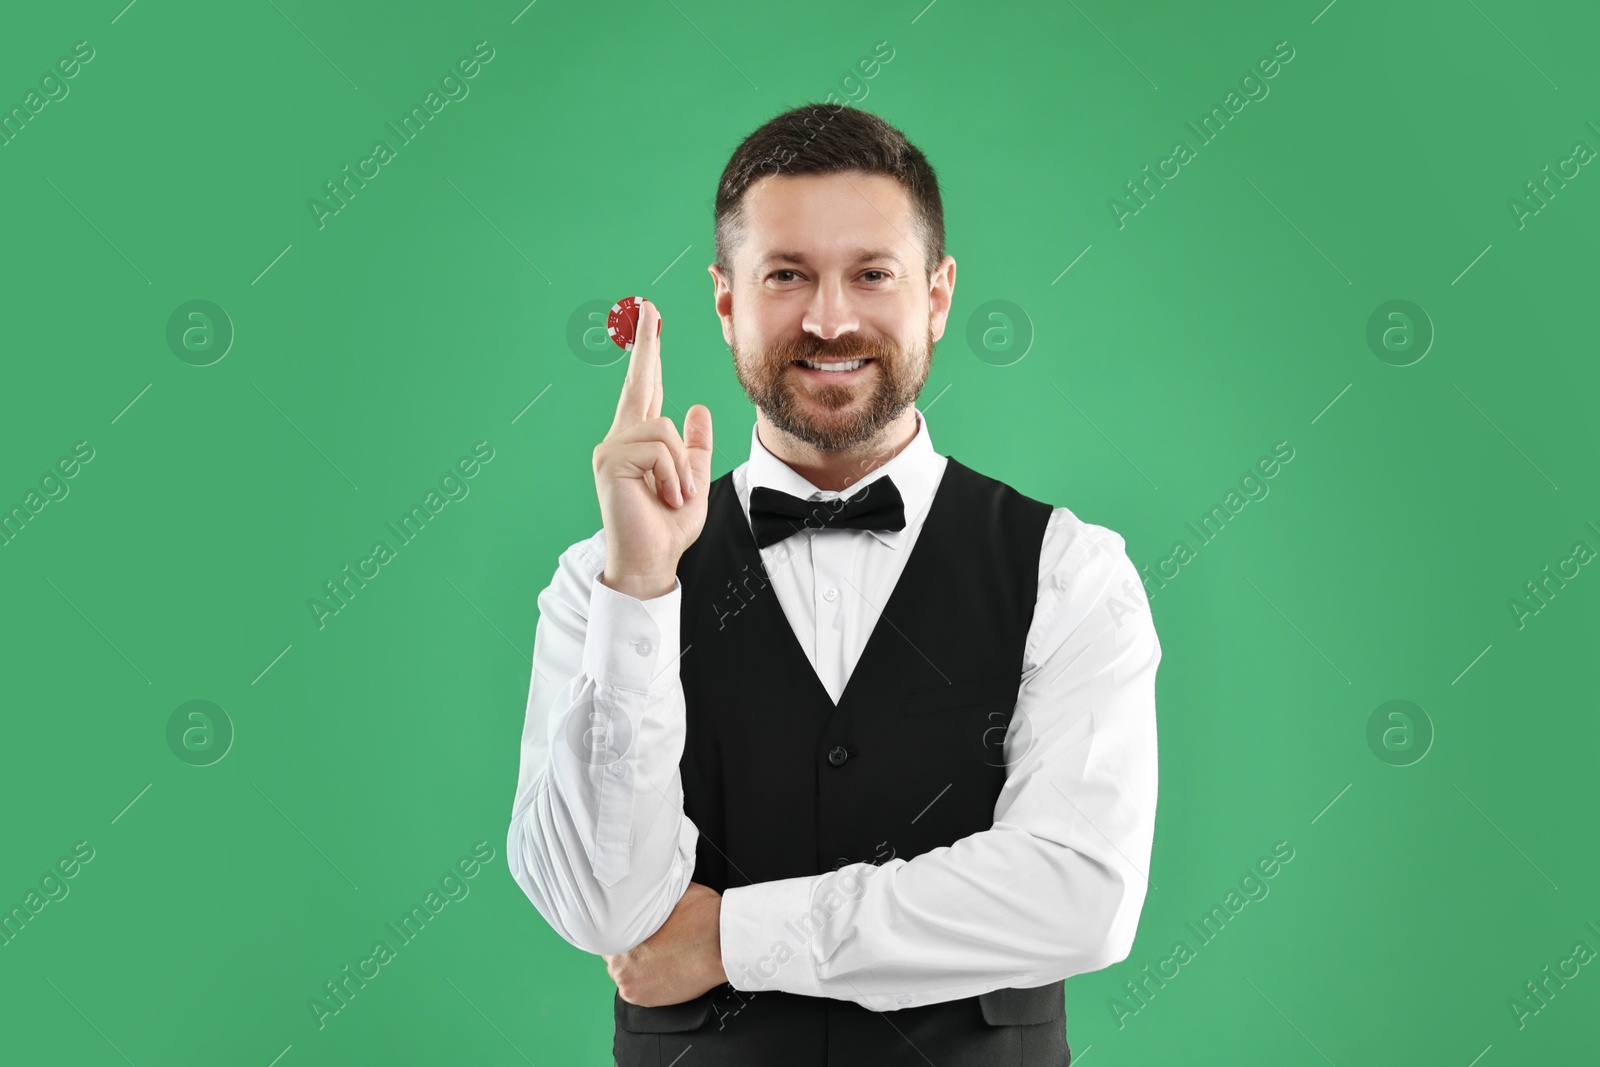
[{"left": 791, "top": 358, "right": 874, "bottom": 374}]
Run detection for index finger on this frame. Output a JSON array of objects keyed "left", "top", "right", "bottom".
[{"left": 609, "top": 298, "right": 664, "bottom": 435}]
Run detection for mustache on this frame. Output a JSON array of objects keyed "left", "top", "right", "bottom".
[{"left": 768, "top": 333, "right": 899, "bottom": 363}]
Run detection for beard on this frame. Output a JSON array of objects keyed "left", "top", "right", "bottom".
[{"left": 731, "top": 322, "right": 935, "bottom": 453}]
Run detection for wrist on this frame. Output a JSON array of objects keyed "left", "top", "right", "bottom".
[
  {"left": 601, "top": 567, "right": 676, "bottom": 601},
  {"left": 708, "top": 895, "right": 728, "bottom": 987}
]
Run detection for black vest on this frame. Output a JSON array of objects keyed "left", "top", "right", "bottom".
[{"left": 613, "top": 457, "right": 1071, "bottom": 1067}]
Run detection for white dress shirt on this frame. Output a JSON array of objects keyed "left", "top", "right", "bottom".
[{"left": 506, "top": 407, "right": 1161, "bottom": 1012}]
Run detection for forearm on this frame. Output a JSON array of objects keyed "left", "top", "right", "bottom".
[{"left": 719, "top": 827, "right": 1144, "bottom": 1010}]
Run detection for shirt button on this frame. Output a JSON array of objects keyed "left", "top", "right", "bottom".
[
  {"left": 610, "top": 763, "right": 623, "bottom": 776},
  {"left": 633, "top": 639, "right": 652, "bottom": 656},
  {"left": 822, "top": 586, "right": 837, "bottom": 602},
  {"left": 827, "top": 745, "right": 849, "bottom": 767},
  {"left": 896, "top": 995, "right": 912, "bottom": 1006}
]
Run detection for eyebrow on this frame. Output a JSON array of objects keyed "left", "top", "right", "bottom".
[{"left": 755, "top": 249, "right": 905, "bottom": 272}]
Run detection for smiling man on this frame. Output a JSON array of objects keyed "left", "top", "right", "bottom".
[{"left": 507, "top": 104, "right": 1162, "bottom": 1067}]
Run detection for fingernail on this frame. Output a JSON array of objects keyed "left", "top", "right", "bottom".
[{"left": 657, "top": 319, "right": 663, "bottom": 339}]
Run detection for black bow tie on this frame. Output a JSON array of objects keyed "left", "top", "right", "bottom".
[{"left": 748, "top": 476, "right": 907, "bottom": 549}]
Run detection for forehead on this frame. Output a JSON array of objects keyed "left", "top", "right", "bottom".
[{"left": 738, "top": 171, "right": 917, "bottom": 270}]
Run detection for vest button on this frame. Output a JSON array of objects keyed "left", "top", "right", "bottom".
[{"left": 827, "top": 745, "right": 849, "bottom": 766}]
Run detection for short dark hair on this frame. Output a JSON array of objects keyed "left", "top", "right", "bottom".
[{"left": 713, "top": 104, "right": 946, "bottom": 282}]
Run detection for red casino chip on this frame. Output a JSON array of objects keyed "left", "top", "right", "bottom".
[{"left": 608, "top": 296, "right": 652, "bottom": 351}]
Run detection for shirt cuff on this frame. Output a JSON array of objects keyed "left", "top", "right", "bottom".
[
  {"left": 583, "top": 572, "right": 681, "bottom": 693},
  {"left": 720, "top": 875, "right": 823, "bottom": 999}
]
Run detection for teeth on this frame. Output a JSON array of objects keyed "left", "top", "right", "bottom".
[{"left": 798, "top": 358, "right": 867, "bottom": 371}]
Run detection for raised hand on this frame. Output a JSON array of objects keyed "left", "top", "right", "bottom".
[{"left": 591, "top": 298, "right": 714, "bottom": 600}]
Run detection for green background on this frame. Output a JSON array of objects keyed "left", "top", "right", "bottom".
[{"left": 2, "top": 0, "right": 1597, "bottom": 1063}]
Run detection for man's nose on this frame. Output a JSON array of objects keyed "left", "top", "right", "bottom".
[{"left": 802, "top": 279, "right": 860, "bottom": 341}]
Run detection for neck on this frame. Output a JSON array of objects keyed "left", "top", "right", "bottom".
[{"left": 756, "top": 408, "right": 919, "bottom": 492}]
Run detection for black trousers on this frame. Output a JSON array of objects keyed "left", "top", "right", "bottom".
[{"left": 613, "top": 980, "right": 1072, "bottom": 1067}]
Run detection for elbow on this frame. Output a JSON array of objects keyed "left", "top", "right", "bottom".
[
  {"left": 505, "top": 810, "right": 611, "bottom": 954},
  {"left": 504, "top": 808, "right": 668, "bottom": 957},
  {"left": 1083, "top": 863, "right": 1149, "bottom": 972}
]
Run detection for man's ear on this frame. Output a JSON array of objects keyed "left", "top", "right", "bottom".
[
  {"left": 928, "top": 255, "right": 957, "bottom": 343},
  {"left": 709, "top": 263, "right": 734, "bottom": 346}
]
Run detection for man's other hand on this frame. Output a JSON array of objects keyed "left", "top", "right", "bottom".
[{"left": 605, "top": 881, "right": 728, "bottom": 1007}]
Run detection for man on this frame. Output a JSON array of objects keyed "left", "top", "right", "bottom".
[{"left": 506, "top": 104, "right": 1161, "bottom": 1066}]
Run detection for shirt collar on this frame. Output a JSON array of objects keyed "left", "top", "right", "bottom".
[{"left": 735, "top": 407, "right": 943, "bottom": 550}]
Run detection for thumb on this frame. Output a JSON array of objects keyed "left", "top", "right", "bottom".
[{"left": 684, "top": 404, "right": 713, "bottom": 487}]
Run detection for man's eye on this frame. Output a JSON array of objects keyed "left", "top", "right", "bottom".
[
  {"left": 769, "top": 270, "right": 800, "bottom": 282},
  {"left": 862, "top": 270, "right": 889, "bottom": 282}
]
